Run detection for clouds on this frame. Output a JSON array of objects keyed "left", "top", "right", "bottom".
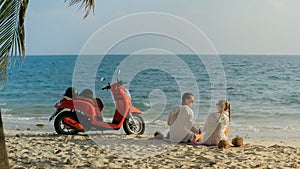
[{"left": 265, "top": 0, "right": 298, "bottom": 14}]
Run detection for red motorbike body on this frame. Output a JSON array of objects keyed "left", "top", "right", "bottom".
[{"left": 52, "top": 81, "right": 142, "bottom": 131}]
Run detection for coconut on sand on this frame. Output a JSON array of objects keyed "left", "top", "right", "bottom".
[{"left": 232, "top": 136, "right": 243, "bottom": 147}]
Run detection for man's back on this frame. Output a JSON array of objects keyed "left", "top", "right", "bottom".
[
  {"left": 169, "top": 105, "right": 195, "bottom": 142},
  {"left": 167, "top": 105, "right": 181, "bottom": 126}
]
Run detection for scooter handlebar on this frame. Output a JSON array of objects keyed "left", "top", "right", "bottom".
[
  {"left": 101, "top": 81, "right": 127, "bottom": 90},
  {"left": 102, "top": 86, "right": 111, "bottom": 90}
]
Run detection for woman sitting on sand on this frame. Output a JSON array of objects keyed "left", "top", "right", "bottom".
[{"left": 197, "top": 100, "right": 231, "bottom": 146}]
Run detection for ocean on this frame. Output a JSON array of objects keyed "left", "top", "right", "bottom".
[{"left": 1, "top": 55, "right": 300, "bottom": 137}]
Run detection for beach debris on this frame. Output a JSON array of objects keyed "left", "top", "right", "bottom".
[
  {"left": 154, "top": 131, "right": 164, "bottom": 140},
  {"left": 255, "top": 163, "right": 264, "bottom": 168},
  {"left": 66, "top": 158, "right": 72, "bottom": 165},
  {"left": 54, "top": 149, "right": 62, "bottom": 154},
  {"left": 218, "top": 140, "right": 230, "bottom": 149},
  {"left": 135, "top": 135, "right": 143, "bottom": 138},
  {"left": 64, "top": 135, "right": 72, "bottom": 143},
  {"left": 232, "top": 136, "right": 243, "bottom": 147},
  {"left": 290, "top": 163, "right": 298, "bottom": 168},
  {"left": 209, "top": 160, "right": 217, "bottom": 166},
  {"left": 26, "top": 128, "right": 31, "bottom": 131},
  {"left": 269, "top": 144, "right": 280, "bottom": 148},
  {"left": 154, "top": 153, "right": 165, "bottom": 158},
  {"left": 36, "top": 124, "right": 45, "bottom": 128}
]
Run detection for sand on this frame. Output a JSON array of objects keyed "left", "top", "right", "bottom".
[{"left": 5, "top": 130, "right": 300, "bottom": 169}]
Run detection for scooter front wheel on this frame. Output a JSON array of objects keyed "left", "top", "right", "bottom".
[
  {"left": 54, "top": 111, "right": 79, "bottom": 135},
  {"left": 123, "top": 113, "right": 145, "bottom": 135}
]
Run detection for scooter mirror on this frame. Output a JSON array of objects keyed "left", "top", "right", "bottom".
[{"left": 100, "top": 77, "right": 106, "bottom": 82}]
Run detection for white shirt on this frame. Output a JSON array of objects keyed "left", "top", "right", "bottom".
[
  {"left": 169, "top": 105, "right": 199, "bottom": 143},
  {"left": 167, "top": 105, "right": 181, "bottom": 126}
]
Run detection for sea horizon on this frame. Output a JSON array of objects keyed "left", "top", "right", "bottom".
[{"left": 23, "top": 53, "right": 300, "bottom": 57}]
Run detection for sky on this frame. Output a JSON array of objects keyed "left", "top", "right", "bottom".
[{"left": 25, "top": 0, "right": 300, "bottom": 55}]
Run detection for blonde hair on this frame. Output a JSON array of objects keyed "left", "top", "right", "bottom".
[{"left": 216, "top": 100, "right": 231, "bottom": 121}]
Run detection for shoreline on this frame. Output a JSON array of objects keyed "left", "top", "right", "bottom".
[{"left": 5, "top": 129, "right": 300, "bottom": 168}]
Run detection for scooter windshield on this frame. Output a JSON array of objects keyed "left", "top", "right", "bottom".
[{"left": 124, "top": 88, "right": 132, "bottom": 100}]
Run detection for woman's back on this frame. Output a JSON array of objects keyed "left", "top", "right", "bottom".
[{"left": 201, "top": 111, "right": 229, "bottom": 146}]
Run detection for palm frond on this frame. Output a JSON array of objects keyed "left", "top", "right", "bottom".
[
  {"left": 0, "top": 0, "right": 28, "bottom": 84},
  {"left": 65, "top": 0, "right": 95, "bottom": 19}
]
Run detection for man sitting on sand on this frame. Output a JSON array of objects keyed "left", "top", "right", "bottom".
[{"left": 168, "top": 93, "right": 201, "bottom": 143}]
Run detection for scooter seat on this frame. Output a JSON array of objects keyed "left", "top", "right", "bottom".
[{"left": 61, "top": 95, "right": 72, "bottom": 100}]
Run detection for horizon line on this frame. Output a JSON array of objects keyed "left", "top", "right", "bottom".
[{"left": 24, "top": 53, "right": 300, "bottom": 56}]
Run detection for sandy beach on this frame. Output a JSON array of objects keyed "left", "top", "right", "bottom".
[
  {"left": 4, "top": 129, "right": 300, "bottom": 169},
  {"left": 2, "top": 0, "right": 300, "bottom": 168}
]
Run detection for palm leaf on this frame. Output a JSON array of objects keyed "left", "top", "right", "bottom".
[
  {"left": 65, "top": 0, "right": 95, "bottom": 19},
  {"left": 0, "top": 0, "right": 28, "bottom": 84}
]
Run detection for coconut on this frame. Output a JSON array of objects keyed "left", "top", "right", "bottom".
[
  {"left": 232, "top": 136, "right": 243, "bottom": 147},
  {"left": 218, "top": 140, "right": 230, "bottom": 149},
  {"left": 154, "top": 131, "right": 164, "bottom": 140}
]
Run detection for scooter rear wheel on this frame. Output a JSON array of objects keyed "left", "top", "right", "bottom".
[
  {"left": 123, "top": 113, "right": 145, "bottom": 135},
  {"left": 54, "top": 111, "right": 79, "bottom": 135}
]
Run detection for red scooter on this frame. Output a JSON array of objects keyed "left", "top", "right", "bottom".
[{"left": 49, "top": 71, "right": 145, "bottom": 135}]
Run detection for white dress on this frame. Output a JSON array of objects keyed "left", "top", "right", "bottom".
[
  {"left": 200, "top": 111, "right": 229, "bottom": 146},
  {"left": 169, "top": 105, "right": 199, "bottom": 143}
]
